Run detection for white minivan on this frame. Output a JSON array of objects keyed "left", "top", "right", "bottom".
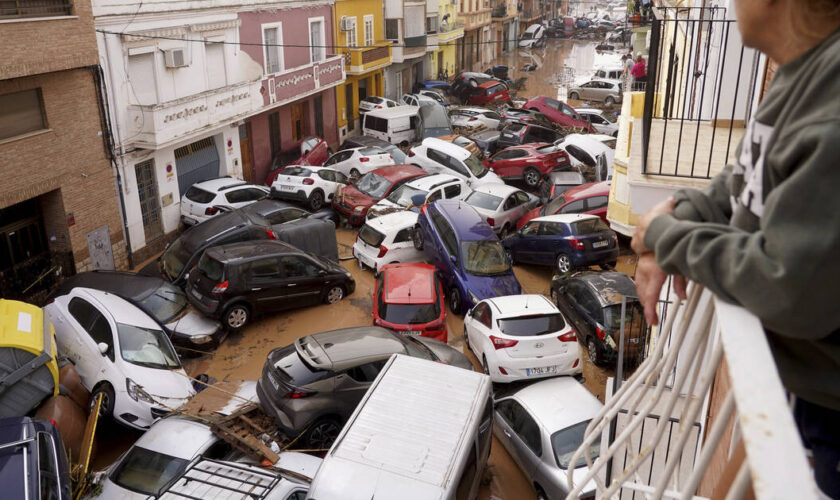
[
  {"left": 361, "top": 106, "right": 421, "bottom": 146},
  {"left": 306, "top": 354, "right": 492, "bottom": 500}
]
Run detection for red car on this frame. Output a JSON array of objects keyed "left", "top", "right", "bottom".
[
  {"left": 517, "top": 180, "right": 610, "bottom": 228},
  {"left": 264, "top": 136, "right": 331, "bottom": 185},
  {"left": 373, "top": 263, "right": 447, "bottom": 342},
  {"left": 332, "top": 164, "right": 427, "bottom": 226},
  {"left": 467, "top": 81, "right": 512, "bottom": 106},
  {"left": 483, "top": 143, "right": 571, "bottom": 188},
  {"left": 522, "top": 96, "right": 595, "bottom": 132}
]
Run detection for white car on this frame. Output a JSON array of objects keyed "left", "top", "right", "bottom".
[
  {"left": 359, "top": 95, "right": 399, "bottom": 114},
  {"left": 322, "top": 146, "right": 395, "bottom": 178},
  {"left": 180, "top": 177, "right": 269, "bottom": 226},
  {"left": 270, "top": 165, "right": 349, "bottom": 211},
  {"left": 409, "top": 137, "right": 502, "bottom": 188},
  {"left": 367, "top": 173, "right": 472, "bottom": 220},
  {"left": 46, "top": 287, "right": 195, "bottom": 430},
  {"left": 493, "top": 377, "right": 602, "bottom": 499},
  {"left": 418, "top": 89, "right": 450, "bottom": 106},
  {"left": 519, "top": 23, "right": 546, "bottom": 48},
  {"left": 555, "top": 134, "right": 616, "bottom": 182},
  {"left": 464, "top": 183, "right": 539, "bottom": 238},
  {"left": 449, "top": 107, "right": 502, "bottom": 130},
  {"left": 576, "top": 108, "right": 619, "bottom": 137},
  {"left": 400, "top": 93, "right": 440, "bottom": 107},
  {"left": 465, "top": 294, "right": 581, "bottom": 383},
  {"left": 353, "top": 211, "right": 425, "bottom": 272}
]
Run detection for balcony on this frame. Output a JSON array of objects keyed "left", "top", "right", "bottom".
[
  {"left": 336, "top": 42, "right": 392, "bottom": 76},
  {"left": 0, "top": 0, "right": 72, "bottom": 19},
  {"left": 395, "top": 35, "right": 426, "bottom": 60},
  {"left": 461, "top": 9, "right": 492, "bottom": 30},
  {"left": 438, "top": 20, "right": 464, "bottom": 43},
  {"left": 563, "top": 284, "right": 819, "bottom": 499}
]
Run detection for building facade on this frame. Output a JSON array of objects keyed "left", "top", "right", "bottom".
[
  {"left": 383, "top": 0, "right": 429, "bottom": 99},
  {"left": 0, "top": 0, "right": 127, "bottom": 300},
  {"left": 490, "top": 0, "right": 519, "bottom": 57},
  {"left": 436, "top": 0, "right": 465, "bottom": 78},
  {"left": 458, "top": 0, "right": 493, "bottom": 71}
]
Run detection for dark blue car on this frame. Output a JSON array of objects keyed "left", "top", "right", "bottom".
[
  {"left": 502, "top": 213, "right": 619, "bottom": 274},
  {"left": 419, "top": 80, "right": 452, "bottom": 92},
  {"left": 413, "top": 200, "right": 522, "bottom": 314},
  {"left": 0, "top": 416, "right": 72, "bottom": 500}
]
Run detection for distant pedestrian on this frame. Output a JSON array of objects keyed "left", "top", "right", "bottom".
[{"left": 631, "top": 55, "right": 646, "bottom": 90}]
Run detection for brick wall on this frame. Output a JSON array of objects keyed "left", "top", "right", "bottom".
[{"left": 0, "top": 68, "right": 127, "bottom": 271}]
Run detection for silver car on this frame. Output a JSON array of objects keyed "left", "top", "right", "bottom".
[
  {"left": 568, "top": 79, "right": 623, "bottom": 105},
  {"left": 493, "top": 377, "right": 603, "bottom": 499}
]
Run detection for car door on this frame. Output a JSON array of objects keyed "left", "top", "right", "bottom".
[
  {"left": 316, "top": 170, "right": 341, "bottom": 200},
  {"left": 494, "top": 399, "right": 540, "bottom": 478},
  {"left": 63, "top": 296, "right": 116, "bottom": 386},
  {"left": 240, "top": 257, "right": 287, "bottom": 315},
  {"left": 534, "top": 221, "right": 568, "bottom": 265},
  {"left": 224, "top": 187, "right": 268, "bottom": 210},
  {"left": 564, "top": 281, "right": 599, "bottom": 338},
  {"left": 488, "top": 149, "right": 528, "bottom": 177},
  {"left": 442, "top": 181, "right": 466, "bottom": 201},
  {"left": 585, "top": 195, "right": 610, "bottom": 222},
  {"left": 428, "top": 208, "right": 458, "bottom": 289},
  {"left": 511, "top": 221, "right": 541, "bottom": 263},
  {"left": 277, "top": 255, "right": 327, "bottom": 308},
  {"left": 323, "top": 150, "right": 354, "bottom": 175},
  {"left": 331, "top": 360, "right": 388, "bottom": 417},
  {"left": 465, "top": 302, "right": 492, "bottom": 359}
]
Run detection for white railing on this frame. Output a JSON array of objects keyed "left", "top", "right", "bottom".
[{"left": 565, "top": 284, "right": 820, "bottom": 500}]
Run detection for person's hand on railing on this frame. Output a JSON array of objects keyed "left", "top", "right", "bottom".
[
  {"left": 630, "top": 196, "right": 674, "bottom": 254},
  {"left": 634, "top": 254, "right": 686, "bottom": 325}
]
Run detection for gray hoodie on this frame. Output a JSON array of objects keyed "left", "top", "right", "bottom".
[{"left": 644, "top": 29, "right": 840, "bottom": 411}]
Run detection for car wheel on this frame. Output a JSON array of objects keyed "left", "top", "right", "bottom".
[
  {"left": 535, "top": 485, "right": 548, "bottom": 500},
  {"left": 325, "top": 285, "right": 345, "bottom": 304},
  {"left": 588, "top": 337, "right": 604, "bottom": 366},
  {"left": 569, "top": 92, "right": 580, "bottom": 100},
  {"left": 464, "top": 325, "right": 471, "bottom": 350},
  {"left": 412, "top": 225, "right": 424, "bottom": 250},
  {"left": 90, "top": 383, "right": 115, "bottom": 418},
  {"left": 482, "top": 355, "right": 490, "bottom": 376},
  {"left": 605, "top": 96, "right": 615, "bottom": 105},
  {"left": 223, "top": 304, "right": 250, "bottom": 330},
  {"left": 523, "top": 167, "right": 541, "bottom": 188},
  {"left": 349, "top": 168, "right": 361, "bottom": 179},
  {"left": 600, "top": 260, "right": 618, "bottom": 270},
  {"left": 308, "top": 190, "right": 325, "bottom": 211},
  {"left": 556, "top": 253, "right": 572, "bottom": 274},
  {"left": 448, "top": 288, "right": 463, "bottom": 315},
  {"left": 306, "top": 417, "right": 342, "bottom": 450}
]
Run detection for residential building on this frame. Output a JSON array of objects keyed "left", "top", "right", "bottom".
[
  {"left": 383, "top": 0, "right": 429, "bottom": 98},
  {"left": 425, "top": 0, "right": 440, "bottom": 79},
  {"left": 458, "top": 0, "right": 493, "bottom": 70},
  {"left": 0, "top": 0, "right": 127, "bottom": 301},
  {"left": 517, "top": 0, "right": 543, "bottom": 32},
  {"left": 436, "top": 0, "right": 465, "bottom": 78},
  {"left": 333, "top": 0, "right": 392, "bottom": 140},
  {"left": 490, "top": 0, "right": 519, "bottom": 57}
]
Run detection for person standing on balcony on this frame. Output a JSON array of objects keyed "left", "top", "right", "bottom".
[
  {"left": 631, "top": 55, "right": 646, "bottom": 90},
  {"left": 630, "top": 0, "right": 840, "bottom": 496}
]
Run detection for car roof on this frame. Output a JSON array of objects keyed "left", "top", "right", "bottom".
[
  {"left": 54, "top": 271, "right": 164, "bottom": 302},
  {"left": 511, "top": 377, "right": 603, "bottom": 433},
  {"left": 343, "top": 135, "right": 392, "bottom": 148},
  {"left": 576, "top": 108, "right": 604, "bottom": 116},
  {"left": 381, "top": 263, "right": 438, "bottom": 304},
  {"left": 477, "top": 80, "right": 504, "bottom": 89},
  {"left": 205, "top": 239, "right": 300, "bottom": 262},
  {"left": 74, "top": 288, "right": 159, "bottom": 329},
  {"left": 564, "top": 180, "right": 610, "bottom": 200},
  {"left": 364, "top": 106, "right": 420, "bottom": 118},
  {"left": 296, "top": 327, "right": 406, "bottom": 371},
  {"left": 431, "top": 200, "right": 496, "bottom": 240},
  {"left": 191, "top": 177, "right": 249, "bottom": 192},
  {"left": 132, "top": 417, "right": 217, "bottom": 460},
  {"left": 485, "top": 294, "right": 556, "bottom": 317},
  {"left": 574, "top": 272, "right": 638, "bottom": 305},
  {"left": 365, "top": 211, "right": 418, "bottom": 231},
  {"left": 241, "top": 198, "right": 300, "bottom": 218},
  {"left": 0, "top": 416, "right": 49, "bottom": 500},
  {"left": 451, "top": 106, "right": 492, "bottom": 114},
  {"left": 472, "top": 183, "right": 520, "bottom": 197},
  {"left": 406, "top": 173, "right": 460, "bottom": 190},
  {"left": 179, "top": 210, "right": 253, "bottom": 248},
  {"left": 532, "top": 213, "right": 599, "bottom": 224},
  {"left": 421, "top": 138, "right": 472, "bottom": 160},
  {"left": 371, "top": 164, "right": 427, "bottom": 182}
]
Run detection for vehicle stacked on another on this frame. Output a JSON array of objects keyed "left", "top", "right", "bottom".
[
  {"left": 449, "top": 106, "right": 502, "bottom": 130},
  {"left": 269, "top": 165, "right": 349, "bottom": 211},
  {"left": 522, "top": 96, "right": 595, "bottom": 132},
  {"left": 409, "top": 137, "right": 502, "bottom": 188},
  {"left": 353, "top": 211, "right": 425, "bottom": 272},
  {"left": 320, "top": 146, "right": 395, "bottom": 178},
  {"left": 332, "top": 164, "right": 427, "bottom": 226},
  {"left": 373, "top": 263, "right": 448, "bottom": 342},
  {"left": 464, "top": 184, "right": 539, "bottom": 239},
  {"left": 264, "top": 136, "right": 332, "bottom": 186},
  {"left": 180, "top": 178, "right": 268, "bottom": 227},
  {"left": 518, "top": 180, "right": 611, "bottom": 229},
  {"left": 366, "top": 173, "right": 471, "bottom": 220},
  {"left": 484, "top": 142, "right": 571, "bottom": 188}
]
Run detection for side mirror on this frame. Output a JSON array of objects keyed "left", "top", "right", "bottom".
[
  {"left": 449, "top": 254, "right": 457, "bottom": 264},
  {"left": 98, "top": 342, "right": 108, "bottom": 355},
  {"left": 318, "top": 269, "right": 327, "bottom": 277}
]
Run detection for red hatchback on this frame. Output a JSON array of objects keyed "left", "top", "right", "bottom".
[
  {"left": 332, "top": 164, "right": 427, "bottom": 226},
  {"left": 483, "top": 143, "right": 571, "bottom": 188},
  {"left": 264, "top": 136, "right": 332, "bottom": 185},
  {"left": 522, "top": 96, "right": 595, "bottom": 132},
  {"left": 467, "top": 81, "right": 512, "bottom": 106},
  {"left": 373, "top": 263, "right": 447, "bottom": 342},
  {"left": 517, "top": 180, "right": 610, "bottom": 228}
]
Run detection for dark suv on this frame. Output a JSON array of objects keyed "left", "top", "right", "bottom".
[
  {"left": 186, "top": 240, "right": 355, "bottom": 330},
  {"left": 497, "top": 122, "right": 564, "bottom": 150},
  {"left": 0, "top": 417, "right": 71, "bottom": 500}
]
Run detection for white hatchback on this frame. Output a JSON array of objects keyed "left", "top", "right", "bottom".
[
  {"left": 46, "top": 287, "right": 195, "bottom": 430},
  {"left": 408, "top": 137, "right": 502, "bottom": 188},
  {"left": 353, "top": 211, "right": 425, "bottom": 272},
  {"left": 180, "top": 177, "right": 269, "bottom": 226},
  {"left": 576, "top": 108, "right": 619, "bottom": 137},
  {"left": 359, "top": 95, "right": 400, "bottom": 114},
  {"left": 322, "top": 146, "right": 395, "bottom": 178},
  {"left": 366, "top": 173, "right": 472, "bottom": 220},
  {"left": 464, "top": 183, "right": 539, "bottom": 238},
  {"left": 449, "top": 107, "right": 502, "bottom": 130},
  {"left": 464, "top": 294, "right": 581, "bottom": 383},
  {"left": 269, "top": 165, "right": 349, "bottom": 211}
]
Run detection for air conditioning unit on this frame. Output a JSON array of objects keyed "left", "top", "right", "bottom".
[
  {"left": 164, "top": 48, "right": 188, "bottom": 68},
  {"left": 340, "top": 16, "right": 356, "bottom": 31}
]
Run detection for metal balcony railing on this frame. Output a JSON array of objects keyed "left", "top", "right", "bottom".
[
  {"left": 564, "top": 283, "right": 819, "bottom": 500},
  {"left": 0, "top": 0, "right": 72, "bottom": 19}
]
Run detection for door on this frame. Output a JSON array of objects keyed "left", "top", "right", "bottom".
[
  {"left": 241, "top": 257, "right": 286, "bottom": 314},
  {"left": 222, "top": 187, "right": 267, "bottom": 210},
  {"left": 535, "top": 221, "right": 565, "bottom": 265},
  {"left": 290, "top": 103, "right": 307, "bottom": 142},
  {"left": 332, "top": 360, "right": 387, "bottom": 418},
  {"left": 345, "top": 84, "right": 355, "bottom": 132},
  {"left": 64, "top": 296, "right": 116, "bottom": 386},
  {"left": 134, "top": 159, "right": 163, "bottom": 243},
  {"left": 175, "top": 137, "right": 220, "bottom": 197},
  {"left": 513, "top": 221, "right": 541, "bottom": 264},
  {"left": 239, "top": 123, "right": 254, "bottom": 183},
  {"left": 494, "top": 399, "right": 540, "bottom": 477},
  {"left": 277, "top": 255, "right": 326, "bottom": 307}
]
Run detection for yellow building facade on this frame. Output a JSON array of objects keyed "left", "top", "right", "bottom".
[
  {"left": 333, "top": 0, "right": 392, "bottom": 140},
  {"left": 436, "top": 0, "right": 464, "bottom": 79}
]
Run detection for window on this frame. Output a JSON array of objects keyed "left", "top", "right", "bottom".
[
  {"left": 345, "top": 17, "right": 357, "bottom": 47},
  {"left": 262, "top": 25, "right": 283, "bottom": 73},
  {"left": 426, "top": 16, "right": 438, "bottom": 33},
  {"left": 265, "top": 207, "right": 307, "bottom": 225},
  {"left": 309, "top": 18, "right": 325, "bottom": 62},
  {"left": 544, "top": 97, "right": 561, "bottom": 111},
  {"left": 496, "top": 400, "right": 542, "bottom": 456},
  {"left": 346, "top": 360, "right": 386, "bottom": 382},
  {"left": 560, "top": 199, "right": 586, "bottom": 214},
  {"left": 247, "top": 258, "right": 282, "bottom": 279},
  {"left": 363, "top": 115, "right": 388, "bottom": 133},
  {"left": 502, "top": 195, "right": 518, "bottom": 211},
  {"left": 364, "top": 15, "right": 374, "bottom": 46},
  {"left": 471, "top": 302, "right": 492, "bottom": 328},
  {"left": 68, "top": 297, "right": 114, "bottom": 361},
  {"left": 385, "top": 19, "right": 399, "bottom": 40},
  {"left": 561, "top": 103, "right": 578, "bottom": 119},
  {"left": 205, "top": 41, "right": 226, "bottom": 89},
  {"left": 394, "top": 228, "right": 413, "bottom": 243},
  {"left": 225, "top": 188, "right": 266, "bottom": 203},
  {"left": 37, "top": 432, "right": 59, "bottom": 500},
  {"left": 279, "top": 255, "right": 321, "bottom": 278},
  {"left": 520, "top": 222, "right": 540, "bottom": 236},
  {"left": 541, "top": 222, "right": 565, "bottom": 236},
  {"left": 443, "top": 183, "right": 462, "bottom": 199},
  {"left": 269, "top": 112, "right": 281, "bottom": 158},
  {"left": 587, "top": 195, "right": 609, "bottom": 210},
  {"left": 0, "top": 89, "right": 47, "bottom": 141}
]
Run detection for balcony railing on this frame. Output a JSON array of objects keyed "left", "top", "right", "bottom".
[
  {"left": 641, "top": 7, "right": 762, "bottom": 179},
  {"left": 336, "top": 43, "right": 391, "bottom": 75},
  {"left": 564, "top": 284, "right": 819, "bottom": 500},
  {"left": 0, "top": 0, "right": 72, "bottom": 19}
]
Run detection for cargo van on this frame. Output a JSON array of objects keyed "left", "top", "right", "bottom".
[
  {"left": 361, "top": 106, "right": 421, "bottom": 147},
  {"left": 306, "top": 354, "right": 492, "bottom": 500}
]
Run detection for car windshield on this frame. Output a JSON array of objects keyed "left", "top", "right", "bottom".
[
  {"left": 378, "top": 287, "right": 441, "bottom": 325},
  {"left": 160, "top": 239, "right": 191, "bottom": 281},
  {"left": 358, "top": 224, "right": 386, "bottom": 248},
  {"left": 386, "top": 185, "right": 426, "bottom": 207},
  {"left": 600, "top": 112, "right": 617, "bottom": 123},
  {"left": 497, "top": 313, "right": 566, "bottom": 336},
  {"left": 521, "top": 32, "right": 534, "bottom": 39},
  {"left": 463, "top": 154, "right": 489, "bottom": 177},
  {"left": 603, "top": 302, "right": 646, "bottom": 332},
  {"left": 139, "top": 284, "right": 188, "bottom": 324},
  {"left": 466, "top": 191, "right": 502, "bottom": 211},
  {"left": 552, "top": 420, "right": 601, "bottom": 469},
  {"left": 542, "top": 193, "right": 566, "bottom": 216},
  {"left": 110, "top": 446, "right": 188, "bottom": 495},
  {"left": 355, "top": 173, "right": 392, "bottom": 198},
  {"left": 118, "top": 323, "right": 181, "bottom": 369},
  {"left": 461, "top": 240, "right": 511, "bottom": 276}
]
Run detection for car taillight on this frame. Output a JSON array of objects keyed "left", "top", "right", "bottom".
[
  {"left": 558, "top": 330, "right": 577, "bottom": 342},
  {"left": 360, "top": 157, "right": 370, "bottom": 162},
  {"left": 376, "top": 105, "right": 383, "bottom": 109},
  {"left": 596, "top": 327, "right": 606, "bottom": 340},
  {"left": 303, "top": 178, "right": 315, "bottom": 185},
  {"left": 205, "top": 206, "right": 218, "bottom": 216},
  {"left": 283, "top": 389, "right": 316, "bottom": 399},
  {"left": 490, "top": 335, "right": 518, "bottom": 350},
  {"left": 377, "top": 245, "right": 388, "bottom": 258},
  {"left": 498, "top": 366, "right": 509, "bottom": 374},
  {"left": 573, "top": 359, "right": 579, "bottom": 368},
  {"left": 211, "top": 280, "right": 229, "bottom": 295},
  {"left": 568, "top": 237, "right": 584, "bottom": 250},
  {"left": 487, "top": 217, "right": 495, "bottom": 226},
  {"left": 408, "top": 150, "right": 415, "bottom": 157},
  {"left": 469, "top": 117, "right": 477, "bottom": 121},
  {"left": 266, "top": 229, "right": 278, "bottom": 240}
]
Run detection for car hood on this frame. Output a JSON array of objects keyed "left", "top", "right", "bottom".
[
  {"left": 120, "top": 362, "right": 195, "bottom": 402},
  {"left": 414, "top": 338, "right": 473, "bottom": 371},
  {"left": 166, "top": 307, "right": 221, "bottom": 338},
  {"left": 339, "top": 187, "right": 377, "bottom": 208},
  {"left": 465, "top": 272, "right": 522, "bottom": 302},
  {"left": 473, "top": 170, "right": 503, "bottom": 186}
]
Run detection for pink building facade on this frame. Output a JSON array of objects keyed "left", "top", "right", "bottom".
[{"left": 238, "top": 5, "right": 345, "bottom": 185}]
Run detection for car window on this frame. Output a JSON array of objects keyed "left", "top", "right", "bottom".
[
  {"left": 110, "top": 446, "right": 189, "bottom": 495},
  {"left": 333, "top": 171, "right": 349, "bottom": 184},
  {"left": 184, "top": 186, "right": 216, "bottom": 204},
  {"left": 560, "top": 199, "right": 586, "bottom": 214},
  {"left": 541, "top": 222, "right": 565, "bottom": 236},
  {"left": 37, "top": 432, "right": 60, "bottom": 500},
  {"left": 317, "top": 170, "right": 334, "bottom": 182},
  {"left": 287, "top": 491, "right": 307, "bottom": 500},
  {"left": 439, "top": 220, "right": 459, "bottom": 257},
  {"left": 443, "top": 183, "right": 462, "bottom": 199},
  {"left": 426, "top": 188, "right": 443, "bottom": 203},
  {"left": 544, "top": 97, "right": 561, "bottom": 111},
  {"left": 471, "top": 302, "right": 492, "bottom": 328},
  {"left": 586, "top": 195, "right": 609, "bottom": 210},
  {"left": 589, "top": 114, "right": 606, "bottom": 124},
  {"left": 394, "top": 228, "right": 413, "bottom": 243},
  {"left": 279, "top": 255, "right": 322, "bottom": 278},
  {"left": 520, "top": 221, "right": 540, "bottom": 236},
  {"left": 68, "top": 297, "right": 115, "bottom": 362},
  {"left": 346, "top": 360, "right": 387, "bottom": 383},
  {"left": 561, "top": 104, "right": 578, "bottom": 119},
  {"left": 502, "top": 195, "right": 518, "bottom": 211},
  {"left": 225, "top": 188, "right": 266, "bottom": 204},
  {"left": 246, "top": 257, "right": 282, "bottom": 280},
  {"left": 364, "top": 115, "right": 388, "bottom": 133},
  {"left": 553, "top": 420, "right": 601, "bottom": 469},
  {"left": 484, "top": 111, "right": 501, "bottom": 120},
  {"left": 324, "top": 150, "right": 352, "bottom": 166},
  {"left": 565, "top": 145, "right": 596, "bottom": 167},
  {"left": 427, "top": 148, "right": 448, "bottom": 166},
  {"left": 569, "top": 282, "right": 601, "bottom": 319},
  {"left": 267, "top": 207, "right": 308, "bottom": 225},
  {"left": 508, "top": 400, "right": 543, "bottom": 456}
]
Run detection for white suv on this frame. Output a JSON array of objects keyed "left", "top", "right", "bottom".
[
  {"left": 408, "top": 137, "right": 502, "bottom": 187},
  {"left": 269, "top": 165, "right": 349, "bottom": 211},
  {"left": 366, "top": 173, "right": 472, "bottom": 220},
  {"left": 180, "top": 177, "right": 268, "bottom": 226},
  {"left": 353, "top": 211, "right": 425, "bottom": 272},
  {"left": 322, "top": 146, "right": 395, "bottom": 178}
]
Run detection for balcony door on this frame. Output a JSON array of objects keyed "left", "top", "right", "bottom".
[{"left": 134, "top": 159, "right": 163, "bottom": 243}]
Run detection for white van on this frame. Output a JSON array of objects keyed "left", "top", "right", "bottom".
[
  {"left": 306, "top": 354, "right": 493, "bottom": 500},
  {"left": 361, "top": 106, "right": 421, "bottom": 146}
]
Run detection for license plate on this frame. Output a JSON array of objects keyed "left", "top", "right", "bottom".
[
  {"left": 279, "top": 184, "right": 295, "bottom": 191},
  {"left": 593, "top": 240, "right": 608, "bottom": 248},
  {"left": 406, "top": 330, "right": 422, "bottom": 336},
  {"left": 527, "top": 366, "right": 558, "bottom": 376},
  {"left": 190, "top": 287, "right": 202, "bottom": 300}
]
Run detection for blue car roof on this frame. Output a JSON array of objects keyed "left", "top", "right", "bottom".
[{"left": 432, "top": 200, "right": 497, "bottom": 241}]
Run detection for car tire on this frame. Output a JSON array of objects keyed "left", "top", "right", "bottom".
[
  {"left": 349, "top": 168, "right": 361, "bottom": 179},
  {"left": 535, "top": 485, "right": 548, "bottom": 500},
  {"left": 569, "top": 92, "right": 580, "bottom": 100},
  {"left": 605, "top": 96, "right": 615, "bottom": 105},
  {"left": 412, "top": 225, "right": 424, "bottom": 250},
  {"left": 556, "top": 253, "right": 573, "bottom": 274},
  {"left": 523, "top": 167, "right": 541, "bottom": 188},
  {"left": 324, "top": 285, "right": 345, "bottom": 304},
  {"left": 482, "top": 355, "right": 490, "bottom": 376},
  {"left": 449, "top": 288, "right": 463, "bottom": 315},
  {"left": 90, "top": 383, "right": 115, "bottom": 418},
  {"left": 600, "top": 260, "right": 618, "bottom": 270},
  {"left": 308, "top": 190, "right": 325, "bottom": 211},
  {"left": 223, "top": 303, "right": 250, "bottom": 331},
  {"left": 305, "top": 417, "right": 342, "bottom": 450},
  {"left": 464, "top": 325, "right": 471, "bottom": 351},
  {"left": 588, "top": 337, "right": 605, "bottom": 366}
]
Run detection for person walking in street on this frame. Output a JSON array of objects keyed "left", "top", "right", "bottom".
[
  {"left": 631, "top": 55, "right": 646, "bottom": 91},
  {"left": 630, "top": 0, "right": 840, "bottom": 496}
]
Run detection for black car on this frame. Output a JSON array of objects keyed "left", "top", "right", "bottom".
[
  {"left": 186, "top": 240, "right": 355, "bottom": 330},
  {"left": 550, "top": 271, "right": 647, "bottom": 366},
  {"left": 240, "top": 198, "right": 339, "bottom": 231},
  {"left": 0, "top": 416, "right": 72, "bottom": 500},
  {"left": 497, "top": 122, "right": 564, "bottom": 150},
  {"left": 49, "top": 271, "right": 225, "bottom": 350},
  {"left": 498, "top": 109, "right": 554, "bottom": 129},
  {"left": 338, "top": 135, "right": 408, "bottom": 164}
]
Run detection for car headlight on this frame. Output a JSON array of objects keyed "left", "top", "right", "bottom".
[
  {"left": 126, "top": 378, "right": 156, "bottom": 404},
  {"left": 354, "top": 206, "right": 365, "bottom": 213},
  {"left": 468, "top": 290, "right": 481, "bottom": 305},
  {"left": 190, "top": 334, "right": 213, "bottom": 345}
]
